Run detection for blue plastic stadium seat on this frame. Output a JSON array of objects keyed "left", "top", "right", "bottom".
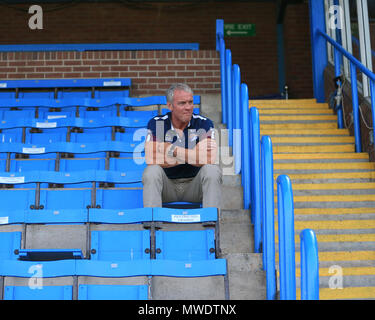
[
  {"left": 39, "top": 188, "right": 91, "bottom": 210},
  {"left": 0, "top": 92, "right": 15, "bottom": 99},
  {"left": 94, "top": 89, "right": 130, "bottom": 99},
  {"left": 96, "top": 188, "right": 143, "bottom": 210},
  {"left": 18, "top": 91, "right": 54, "bottom": 99},
  {"left": 155, "top": 230, "right": 216, "bottom": 261},
  {"left": 17, "top": 248, "right": 84, "bottom": 261},
  {"left": 153, "top": 207, "right": 218, "bottom": 224},
  {"left": 39, "top": 110, "right": 76, "bottom": 121},
  {"left": 59, "top": 158, "right": 105, "bottom": 172},
  {"left": 58, "top": 159, "right": 105, "bottom": 188},
  {"left": 4, "top": 285, "right": 73, "bottom": 300},
  {"left": 0, "top": 159, "right": 6, "bottom": 171},
  {"left": 122, "top": 110, "right": 158, "bottom": 119},
  {"left": 69, "top": 132, "right": 111, "bottom": 144},
  {"left": 90, "top": 230, "right": 150, "bottom": 261},
  {"left": 78, "top": 284, "right": 147, "bottom": 300},
  {"left": 0, "top": 189, "right": 35, "bottom": 211},
  {"left": 115, "top": 130, "right": 147, "bottom": 146},
  {"left": 71, "top": 151, "right": 107, "bottom": 160},
  {"left": 0, "top": 232, "right": 21, "bottom": 260},
  {"left": 88, "top": 207, "right": 152, "bottom": 224},
  {"left": 109, "top": 157, "right": 146, "bottom": 172},
  {"left": 3, "top": 110, "right": 35, "bottom": 120},
  {"left": 25, "top": 128, "right": 67, "bottom": 145},
  {"left": 57, "top": 90, "right": 91, "bottom": 99},
  {"left": 10, "top": 159, "right": 55, "bottom": 172},
  {"left": 0, "top": 128, "right": 23, "bottom": 144},
  {"left": 162, "top": 202, "right": 202, "bottom": 209},
  {"left": 27, "top": 153, "right": 57, "bottom": 160},
  {"left": 80, "top": 108, "right": 117, "bottom": 119}
]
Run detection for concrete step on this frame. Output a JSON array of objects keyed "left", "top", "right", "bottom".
[
  {"left": 219, "top": 209, "right": 253, "bottom": 254},
  {"left": 261, "top": 123, "right": 338, "bottom": 129},
  {"left": 151, "top": 275, "right": 227, "bottom": 300},
  {"left": 221, "top": 186, "right": 243, "bottom": 210},
  {"left": 278, "top": 171, "right": 375, "bottom": 181},
  {"left": 273, "top": 152, "right": 369, "bottom": 160},
  {"left": 292, "top": 189, "right": 375, "bottom": 196},
  {"left": 315, "top": 286, "right": 375, "bottom": 300},
  {"left": 259, "top": 108, "right": 334, "bottom": 115},
  {"left": 261, "top": 129, "right": 350, "bottom": 136},
  {"left": 250, "top": 98, "right": 324, "bottom": 107},
  {"left": 222, "top": 253, "right": 266, "bottom": 300},
  {"left": 271, "top": 136, "right": 355, "bottom": 143},
  {"left": 260, "top": 115, "right": 337, "bottom": 121},
  {"left": 273, "top": 144, "right": 354, "bottom": 153},
  {"left": 276, "top": 250, "right": 375, "bottom": 266},
  {"left": 291, "top": 207, "right": 375, "bottom": 216}
]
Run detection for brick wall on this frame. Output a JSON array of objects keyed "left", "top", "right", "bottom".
[
  {"left": 0, "top": 50, "right": 220, "bottom": 95},
  {"left": 283, "top": 3, "right": 314, "bottom": 99},
  {"left": 0, "top": 1, "right": 314, "bottom": 98}
]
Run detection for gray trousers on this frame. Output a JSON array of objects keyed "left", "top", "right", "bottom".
[{"left": 142, "top": 164, "right": 222, "bottom": 208}]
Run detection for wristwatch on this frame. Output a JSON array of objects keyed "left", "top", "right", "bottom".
[{"left": 167, "top": 144, "right": 177, "bottom": 158}]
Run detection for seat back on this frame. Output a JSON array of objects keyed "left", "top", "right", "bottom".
[{"left": 90, "top": 230, "right": 151, "bottom": 261}]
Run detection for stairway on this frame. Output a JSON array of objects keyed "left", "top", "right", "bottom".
[
  {"left": 254, "top": 98, "right": 375, "bottom": 300},
  {"left": 201, "top": 94, "right": 267, "bottom": 300}
]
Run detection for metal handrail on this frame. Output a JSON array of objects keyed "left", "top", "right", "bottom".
[
  {"left": 241, "top": 83, "right": 251, "bottom": 210},
  {"left": 276, "top": 174, "right": 296, "bottom": 300},
  {"left": 318, "top": 30, "right": 375, "bottom": 82},
  {"left": 226, "top": 49, "right": 233, "bottom": 147},
  {"left": 250, "top": 107, "right": 261, "bottom": 253},
  {"left": 261, "top": 135, "right": 276, "bottom": 300},
  {"left": 316, "top": 29, "right": 375, "bottom": 153},
  {"left": 233, "top": 64, "right": 242, "bottom": 175},
  {"left": 300, "top": 229, "right": 319, "bottom": 300}
]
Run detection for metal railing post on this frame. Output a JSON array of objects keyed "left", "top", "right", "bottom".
[
  {"left": 370, "top": 80, "right": 375, "bottom": 152},
  {"left": 225, "top": 49, "right": 233, "bottom": 147},
  {"left": 241, "top": 83, "right": 251, "bottom": 210},
  {"left": 334, "top": 48, "right": 344, "bottom": 129},
  {"left": 261, "top": 135, "right": 276, "bottom": 300},
  {"left": 233, "top": 64, "right": 241, "bottom": 175},
  {"left": 300, "top": 228, "right": 319, "bottom": 300},
  {"left": 219, "top": 38, "right": 227, "bottom": 125},
  {"left": 277, "top": 174, "right": 296, "bottom": 300},
  {"left": 308, "top": 0, "right": 327, "bottom": 102},
  {"left": 250, "top": 106, "right": 261, "bottom": 253},
  {"left": 350, "top": 62, "right": 362, "bottom": 153}
]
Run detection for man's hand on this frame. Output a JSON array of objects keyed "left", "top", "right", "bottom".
[
  {"left": 187, "top": 138, "right": 217, "bottom": 166},
  {"left": 145, "top": 140, "right": 178, "bottom": 167},
  {"left": 145, "top": 138, "right": 218, "bottom": 167}
]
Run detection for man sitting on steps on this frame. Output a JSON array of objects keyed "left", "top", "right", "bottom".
[{"left": 142, "top": 83, "right": 222, "bottom": 208}]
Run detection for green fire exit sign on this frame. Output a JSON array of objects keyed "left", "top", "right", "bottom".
[{"left": 224, "top": 23, "right": 256, "bottom": 37}]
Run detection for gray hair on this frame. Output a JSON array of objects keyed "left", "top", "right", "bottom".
[{"left": 166, "top": 83, "right": 194, "bottom": 103}]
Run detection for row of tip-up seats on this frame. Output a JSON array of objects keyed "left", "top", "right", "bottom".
[{"left": 0, "top": 78, "right": 227, "bottom": 300}]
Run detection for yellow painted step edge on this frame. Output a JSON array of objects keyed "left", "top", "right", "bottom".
[
  {"left": 274, "top": 162, "right": 372, "bottom": 170},
  {"left": 276, "top": 251, "right": 375, "bottom": 262},
  {"left": 272, "top": 137, "right": 355, "bottom": 143},
  {"left": 259, "top": 109, "right": 334, "bottom": 114},
  {"left": 274, "top": 234, "right": 375, "bottom": 243},
  {"left": 289, "top": 208, "right": 375, "bottom": 215},
  {"left": 287, "top": 194, "right": 375, "bottom": 202},
  {"left": 274, "top": 220, "right": 375, "bottom": 230},
  {"left": 275, "top": 171, "right": 375, "bottom": 180},
  {"left": 260, "top": 115, "right": 337, "bottom": 121},
  {"left": 283, "top": 183, "right": 375, "bottom": 191},
  {"left": 273, "top": 145, "right": 354, "bottom": 153},
  {"left": 273, "top": 153, "right": 368, "bottom": 160}
]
